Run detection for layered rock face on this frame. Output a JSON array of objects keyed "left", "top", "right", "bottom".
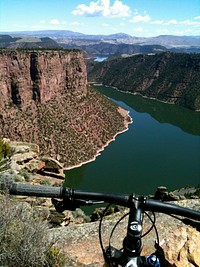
[
  {"left": 0, "top": 49, "right": 87, "bottom": 109},
  {"left": 0, "top": 49, "right": 129, "bottom": 168}
]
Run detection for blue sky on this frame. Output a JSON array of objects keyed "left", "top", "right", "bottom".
[{"left": 0, "top": 0, "right": 200, "bottom": 37}]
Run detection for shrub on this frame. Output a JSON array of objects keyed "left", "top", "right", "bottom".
[
  {"left": 0, "top": 194, "right": 65, "bottom": 267},
  {"left": 40, "top": 178, "right": 51, "bottom": 186},
  {"left": 12, "top": 173, "right": 25, "bottom": 182},
  {"left": 0, "top": 139, "right": 12, "bottom": 175},
  {"left": 45, "top": 246, "right": 68, "bottom": 267},
  {"left": 195, "top": 188, "right": 200, "bottom": 197},
  {"left": 0, "top": 139, "right": 11, "bottom": 160},
  {"left": 20, "top": 169, "right": 34, "bottom": 182}
]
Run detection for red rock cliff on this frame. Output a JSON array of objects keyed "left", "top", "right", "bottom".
[
  {"left": 0, "top": 49, "right": 129, "bottom": 167},
  {"left": 0, "top": 49, "right": 87, "bottom": 109}
]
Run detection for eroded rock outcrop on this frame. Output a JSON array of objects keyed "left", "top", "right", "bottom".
[{"left": 1, "top": 140, "right": 65, "bottom": 185}]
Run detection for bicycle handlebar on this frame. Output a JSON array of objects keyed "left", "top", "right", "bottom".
[
  {"left": 9, "top": 183, "right": 200, "bottom": 221},
  {"left": 10, "top": 183, "right": 63, "bottom": 198}
]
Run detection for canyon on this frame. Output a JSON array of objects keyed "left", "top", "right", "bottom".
[
  {"left": 0, "top": 48, "right": 199, "bottom": 267},
  {"left": 0, "top": 49, "right": 130, "bottom": 168}
]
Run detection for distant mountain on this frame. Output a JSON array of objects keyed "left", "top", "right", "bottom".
[
  {"left": 140, "top": 35, "right": 200, "bottom": 48},
  {"left": 0, "top": 30, "right": 135, "bottom": 41},
  {"left": 61, "top": 42, "right": 167, "bottom": 57},
  {"left": 0, "top": 35, "right": 60, "bottom": 49},
  {"left": 1, "top": 31, "right": 200, "bottom": 55},
  {"left": 0, "top": 30, "right": 85, "bottom": 39},
  {"left": 1, "top": 30, "right": 199, "bottom": 47}
]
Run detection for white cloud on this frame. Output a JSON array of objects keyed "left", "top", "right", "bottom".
[
  {"left": 50, "top": 19, "right": 60, "bottom": 25},
  {"left": 194, "top": 16, "right": 200, "bottom": 20},
  {"left": 135, "top": 27, "right": 144, "bottom": 32},
  {"left": 102, "top": 23, "right": 109, "bottom": 27},
  {"left": 167, "top": 19, "right": 178, "bottom": 25},
  {"left": 151, "top": 20, "right": 164, "bottom": 25},
  {"left": 72, "top": 0, "right": 131, "bottom": 17},
  {"left": 109, "top": 0, "right": 131, "bottom": 17},
  {"left": 129, "top": 14, "right": 151, "bottom": 23},
  {"left": 71, "top": 21, "right": 81, "bottom": 25},
  {"left": 134, "top": 9, "right": 139, "bottom": 15},
  {"left": 180, "top": 19, "right": 200, "bottom": 25}
]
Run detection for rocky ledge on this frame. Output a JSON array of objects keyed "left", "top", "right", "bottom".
[{"left": 1, "top": 139, "right": 65, "bottom": 186}]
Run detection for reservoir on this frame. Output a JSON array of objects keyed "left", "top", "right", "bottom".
[{"left": 65, "top": 85, "right": 200, "bottom": 196}]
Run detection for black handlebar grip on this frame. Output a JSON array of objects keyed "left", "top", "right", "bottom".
[{"left": 9, "top": 183, "right": 63, "bottom": 198}]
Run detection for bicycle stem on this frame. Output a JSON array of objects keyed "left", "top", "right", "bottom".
[
  {"left": 122, "top": 195, "right": 145, "bottom": 266},
  {"left": 105, "top": 195, "right": 153, "bottom": 266}
]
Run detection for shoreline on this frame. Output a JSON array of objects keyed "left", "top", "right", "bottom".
[
  {"left": 64, "top": 108, "right": 132, "bottom": 171},
  {"left": 91, "top": 82, "right": 200, "bottom": 112},
  {"left": 64, "top": 82, "right": 198, "bottom": 171}
]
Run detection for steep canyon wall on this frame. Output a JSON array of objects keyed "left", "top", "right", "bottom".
[
  {"left": 0, "top": 49, "right": 129, "bottom": 168},
  {"left": 0, "top": 49, "right": 87, "bottom": 109}
]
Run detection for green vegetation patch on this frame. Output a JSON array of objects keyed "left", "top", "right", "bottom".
[{"left": 0, "top": 194, "right": 68, "bottom": 267}]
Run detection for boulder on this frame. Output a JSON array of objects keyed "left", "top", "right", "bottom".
[
  {"left": 25, "top": 159, "right": 45, "bottom": 173},
  {"left": 41, "top": 157, "right": 63, "bottom": 171},
  {"left": 11, "top": 151, "right": 37, "bottom": 163},
  {"left": 39, "top": 157, "right": 65, "bottom": 179}
]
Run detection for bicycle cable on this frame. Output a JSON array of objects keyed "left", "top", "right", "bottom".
[
  {"left": 144, "top": 211, "right": 160, "bottom": 264},
  {"left": 108, "top": 211, "right": 130, "bottom": 251},
  {"left": 98, "top": 203, "right": 113, "bottom": 266},
  {"left": 141, "top": 211, "right": 156, "bottom": 238},
  {"left": 146, "top": 211, "right": 160, "bottom": 247},
  {"left": 99, "top": 206, "right": 160, "bottom": 267}
]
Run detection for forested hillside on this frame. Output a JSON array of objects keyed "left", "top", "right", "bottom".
[{"left": 88, "top": 52, "right": 200, "bottom": 110}]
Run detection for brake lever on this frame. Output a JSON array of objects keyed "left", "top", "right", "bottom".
[{"left": 52, "top": 198, "right": 104, "bottom": 212}]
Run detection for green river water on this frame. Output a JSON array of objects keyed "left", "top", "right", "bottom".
[{"left": 65, "top": 85, "right": 200, "bottom": 197}]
